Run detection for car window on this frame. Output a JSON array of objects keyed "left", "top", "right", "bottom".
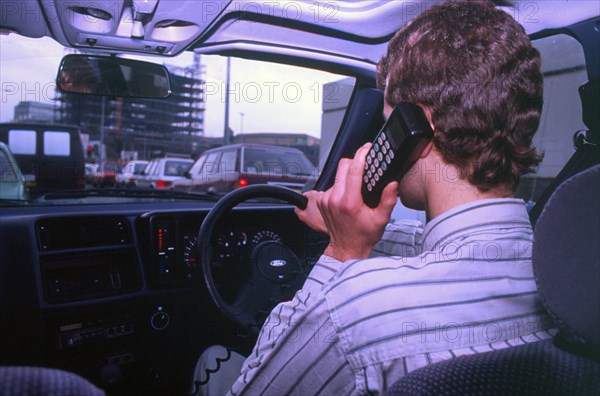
[
  {"left": 123, "top": 163, "right": 135, "bottom": 174},
  {"left": 243, "top": 147, "right": 315, "bottom": 176},
  {"left": 189, "top": 155, "right": 207, "bottom": 176},
  {"left": 201, "top": 152, "right": 222, "bottom": 176},
  {"left": 0, "top": 149, "right": 18, "bottom": 182},
  {"left": 1, "top": 35, "right": 354, "bottom": 203},
  {"left": 8, "top": 130, "right": 36, "bottom": 155},
  {"left": 515, "top": 34, "right": 588, "bottom": 206},
  {"left": 220, "top": 150, "right": 238, "bottom": 172},
  {"left": 164, "top": 160, "right": 191, "bottom": 176},
  {"left": 104, "top": 162, "right": 121, "bottom": 172},
  {"left": 133, "top": 163, "right": 147, "bottom": 174},
  {"left": 43, "top": 131, "right": 71, "bottom": 156}
]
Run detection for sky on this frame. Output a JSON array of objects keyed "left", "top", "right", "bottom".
[{"left": 0, "top": 33, "right": 345, "bottom": 138}]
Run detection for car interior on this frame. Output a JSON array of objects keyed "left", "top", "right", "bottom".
[{"left": 0, "top": 1, "right": 598, "bottom": 395}]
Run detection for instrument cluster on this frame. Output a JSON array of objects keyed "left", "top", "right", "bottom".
[
  {"left": 182, "top": 228, "right": 284, "bottom": 266},
  {"left": 145, "top": 208, "right": 324, "bottom": 288}
]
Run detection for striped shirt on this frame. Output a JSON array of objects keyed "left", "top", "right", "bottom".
[{"left": 229, "top": 198, "right": 554, "bottom": 395}]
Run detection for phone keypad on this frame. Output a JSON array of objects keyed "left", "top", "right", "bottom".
[{"left": 364, "top": 131, "right": 393, "bottom": 192}]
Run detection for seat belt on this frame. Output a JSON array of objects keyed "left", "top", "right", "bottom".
[{"left": 530, "top": 129, "right": 600, "bottom": 226}]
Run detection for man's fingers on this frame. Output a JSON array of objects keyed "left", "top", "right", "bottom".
[
  {"left": 329, "top": 158, "right": 352, "bottom": 201},
  {"left": 378, "top": 181, "right": 399, "bottom": 213},
  {"left": 302, "top": 190, "right": 320, "bottom": 201},
  {"left": 346, "top": 143, "right": 371, "bottom": 195},
  {"left": 295, "top": 191, "right": 318, "bottom": 216},
  {"left": 333, "top": 159, "right": 351, "bottom": 189},
  {"left": 295, "top": 190, "right": 329, "bottom": 234},
  {"left": 315, "top": 189, "right": 331, "bottom": 227}
]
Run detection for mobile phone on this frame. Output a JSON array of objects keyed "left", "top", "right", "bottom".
[{"left": 361, "top": 102, "right": 433, "bottom": 208}]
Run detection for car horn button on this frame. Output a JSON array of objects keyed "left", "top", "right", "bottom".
[{"left": 252, "top": 241, "right": 300, "bottom": 283}]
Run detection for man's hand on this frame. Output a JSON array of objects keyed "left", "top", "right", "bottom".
[
  {"left": 295, "top": 190, "right": 329, "bottom": 235},
  {"left": 296, "top": 143, "right": 398, "bottom": 262}
]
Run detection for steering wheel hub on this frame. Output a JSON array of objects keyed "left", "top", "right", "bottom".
[{"left": 252, "top": 241, "right": 300, "bottom": 284}]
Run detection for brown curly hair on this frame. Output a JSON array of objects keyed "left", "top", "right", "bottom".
[{"left": 377, "top": 0, "right": 543, "bottom": 191}]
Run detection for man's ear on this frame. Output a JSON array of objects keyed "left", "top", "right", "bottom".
[
  {"left": 420, "top": 104, "right": 435, "bottom": 131},
  {"left": 420, "top": 140, "right": 434, "bottom": 158},
  {"left": 418, "top": 104, "right": 435, "bottom": 159}
]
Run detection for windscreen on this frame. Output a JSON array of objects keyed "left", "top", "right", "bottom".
[{"left": 243, "top": 148, "right": 316, "bottom": 177}]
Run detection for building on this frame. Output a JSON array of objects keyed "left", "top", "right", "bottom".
[
  {"left": 13, "top": 101, "right": 55, "bottom": 122},
  {"left": 55, "top": 56, "right": 206, "bottom": 160},
  {"left": 319, "top": 78, "right": 355, "bottom": 170}
]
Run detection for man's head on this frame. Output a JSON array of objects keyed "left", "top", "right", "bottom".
[{"left": 378, "top": 0, "right": 543, "bottom": 193}]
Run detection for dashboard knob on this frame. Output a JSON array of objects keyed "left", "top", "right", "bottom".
[{"left": 150, "top": 311, "right": 170, "bottom": 331}]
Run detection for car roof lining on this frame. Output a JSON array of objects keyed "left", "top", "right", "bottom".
[{"left": 3, "top": 1, "right": 598, "bottom": 63}]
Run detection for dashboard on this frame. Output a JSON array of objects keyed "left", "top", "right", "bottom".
[
  {"left": 0, "top": 201, "right": 327, "bottom": 395},
  {"left": 141, "top": 208, "right": 319, "bottom": 289}
]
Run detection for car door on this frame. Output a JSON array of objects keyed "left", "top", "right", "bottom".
[
  {"left": 191, "top": 151, "right": 221, "bottom": 193},
  {"left": 213, "top": 149, "right": 239, "bottom": 192},
  {"left": 138, "top": 160, "right": 157, "bottom": 188},
  {"left": 176, "top": 155, "right": 207, "bottom": 191}
]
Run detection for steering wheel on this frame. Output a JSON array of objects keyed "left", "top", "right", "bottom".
[{"left": 198, "top": 185, "right": 309, "bottom": 331}]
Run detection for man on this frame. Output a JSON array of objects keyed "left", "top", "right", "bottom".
[{"left": 195, "top": 1, "right": 554, "bottom": 394}]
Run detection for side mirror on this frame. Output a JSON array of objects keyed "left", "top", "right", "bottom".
[{"left": 56, "top": 54, "right": 171, "bottom": 98}]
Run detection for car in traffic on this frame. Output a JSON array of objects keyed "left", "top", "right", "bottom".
[
  {"left": 136, "top": 157, "right": 193, "bottom": 189},
  {"left": 0, "top": 123, "right": 85, "bottom": 197},
  {"left": 172, "top": 143, "right": 316, "bottom": 194},
  {"left": 84, "top": 162, "right": 99, "bottom": 185},
  {"left": 0, "top": 1, "right": 598, "bottom": 395},
  {"left": 0, "top": 142, "right": 27, "bottom": 201},
  {"left": 115, "top": 160, "right": 149, "bottom": 187},
  {"left": 91, "top": 160, "right": 122, "bottom": 187}
]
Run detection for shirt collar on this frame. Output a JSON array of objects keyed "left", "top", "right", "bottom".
[{"left": 421, "top": 198, "right": 530, "bottom": 252}]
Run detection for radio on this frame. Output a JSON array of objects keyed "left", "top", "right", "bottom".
[{"left": 58, "top": 319, "right": 135, "bottom": 349}]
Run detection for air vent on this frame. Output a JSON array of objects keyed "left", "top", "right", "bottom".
[
  {"left": 41, "top": 249, "right": 141, "bottom": 303},
  {"left": 37, "top": 217, "right": 132, "bottom": 251}
]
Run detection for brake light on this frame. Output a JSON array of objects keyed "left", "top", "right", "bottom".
[
  {"left": 156, "top": 180, "right": 172, "bottom": 189},
  {"left": 238, "top": 178, "right": 249, "bottom": 187}
]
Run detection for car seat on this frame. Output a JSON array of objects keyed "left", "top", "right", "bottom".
[
  {"left": 385, "top": 164, "right": 600, "bottom": 395},
  {"left": 0, "top": 366, "right": 104, "bottom": 396}
]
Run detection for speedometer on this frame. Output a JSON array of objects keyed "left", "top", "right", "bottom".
[
  {"left": 252, "top": 230, "right": 282, "bottom": 245},
  {"left": 183, "top": 235, "right": 198, "bottom": 269}
]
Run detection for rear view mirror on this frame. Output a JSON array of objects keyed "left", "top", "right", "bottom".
[{"left": 56, "top": 54, "right": 171, "bottom": 98}]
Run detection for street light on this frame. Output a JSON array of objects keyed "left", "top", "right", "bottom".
[{"left": 239, "top": 112, "right": 245, "bottom": 143}]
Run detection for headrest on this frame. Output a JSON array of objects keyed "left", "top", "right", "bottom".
[{"left": 533, "top": 164, "right": 600, "bottom": 348}]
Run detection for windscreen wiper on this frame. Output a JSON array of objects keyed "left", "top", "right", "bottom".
[{"left": 38, "top": 188, "right": 223, "bottom": 201}]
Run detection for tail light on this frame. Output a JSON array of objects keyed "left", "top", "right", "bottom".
[
  {"left": 156, "top": 180, "right": 172, "bottom": 189},
  {"left": 238, "top": 178, "right": 249, "bottom": 187}
]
